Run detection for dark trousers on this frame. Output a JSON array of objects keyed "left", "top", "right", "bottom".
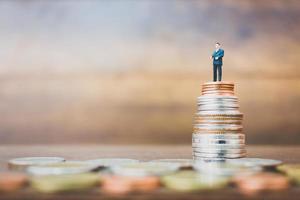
[{"left": 213, "top": 64, "right": 222, "bottom": 81}]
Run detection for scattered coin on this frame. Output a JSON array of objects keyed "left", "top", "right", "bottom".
[
  {"left": 278, "top": 164, "right": 300, "bottom": 185},
  {"left": 111, "top": 162, "right": 180, "bottom": 177},
  {"left": 31, "top": 173, "right": 100, "bottom": 193},
  {"left": 85, "top": 158, "right": 139, "bottom": 168},
  {"left": 8, "top": 157, "right": 65, "bottom": 171},
  {"left": 161, "top": 171, "right": 229, "bottom": 192},
  {"left": 228, "top": 158, "right": 282, "bottom": 168},
  {"left": 193, "top": 161, "right": 261, "bottom": 176},
  {"left": 233, "top": 172, "right": 290, "bottom": 195},
  {"left": 102, "top": 175, "right": 160, "bottom": 194},
  {"left": 149, "top": 159, "right": 194, "bottom": 168},
  {"left": 27, "top": 161, "right": 98, "bottom": 176},
  {"left": 0, "top": 172, "right": 28, "bottom": 192}
]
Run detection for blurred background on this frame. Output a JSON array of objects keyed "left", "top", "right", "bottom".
[{"left": 0, "top": 0, "right": 299, "bottom": 145}]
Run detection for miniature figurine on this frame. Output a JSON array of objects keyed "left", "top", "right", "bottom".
[{"left": 211, "top": 42, "right": 224, "bottom": 82}]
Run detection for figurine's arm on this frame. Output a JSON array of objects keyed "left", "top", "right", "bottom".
[{"left": 219, "top": 50, "right": 224, "bottom": 58}]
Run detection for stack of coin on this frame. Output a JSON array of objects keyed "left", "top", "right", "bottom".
[{"left": 193, "top": 81, "right": 246, "bottom": 159}]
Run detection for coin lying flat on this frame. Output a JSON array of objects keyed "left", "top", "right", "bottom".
[
  {"left": 111, "top": 162, "right": 180, "bottom": 177},
  {"left": 149, "top": 159, "right": 194, "bottom": 168},
  {"left": 85, "top": 158, "right": 139, "bottom": 168},
  {"left": 194, "top": 120, "right": 243, "bottom": 125},
  {"left": 194, "top": 131, "right": 243, "bottom": 135},
  {"left": 102, "top": 175, "right": 160, "bottom": 194},
  {"left": 197, "top": 107, "right": 240, "bottom": 112},
  {"left": 194, "top": 124, "right": 243, "bottom": 129},
  {"left": 192, "top": 143, "right": 245, "bottom": 149},
  {"left": 0, "top": 172, "right": 28, "bottom": 192},
  {"left": 8, "top": 157, "right": 65, "bottom": 171},
  {"left": 193, "top": 161, "right": 261, "bottom": 176},
  {"left": 161, "top": 171, "right": 229, "bottom": 192},
  {"left": 194, "top": 152, "right": 246, "bottom": 159},
  {"left": 31, "top": 173, "right": 100, "bottom": 193},
  {"left": 227, "top": 158, "right": 282, "bottom": 168},
  {"left": 27, "top": 161, "right": 98, "bottom": 176},
  {"left": 192, "top": 139, "right": 245, "bottom": 145},
  {"left": 197, "top": 109, "right": 242, "bottom": 114},
  {"left": 193, "top": 148, "right": 246, "bottom": 154},
  {"left": 198, "top": 96, "right": 237, "bottom": 101},
  {"left": 277, "top": 164, "right": 300, "bottom": 185},
  {"left": 233, "top": 172, "right": 290, "bottom": 195},
  {"left": 193, "top": 134, "right": 245, "bottom": 140}
]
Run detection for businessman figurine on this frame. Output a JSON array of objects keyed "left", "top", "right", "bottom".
[{"left": 211, "top": 42, "right": 224, "bottom": 81}]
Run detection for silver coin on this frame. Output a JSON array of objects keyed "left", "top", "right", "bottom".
[
  {"left": 197, "top": 111, "right": 242, "bottom": 115},
  {"left": 193, "top": 120, "right": 243, "bottom": 125},
  {"left": 111, "top": 162, "right": 180, "bottom": 177},
  {"left": 194, "top": 122, "right": 243, "bottom": 126},
  {"left": 194, "top": 127, "right": 243, "bottom": 132},
  {"left": 198, "top": 104, "right": 239, "bottom": 108},
  {"left": 8, "top": 157, "right": 65, "bottom": 171},
  {"left": 193, "top": 158, "right": 227, "bottom": 162},
  {"left": 196, "top": 123, "right": 243, "bottom": 128},
  {"left": 194, "top": 118, "right": 243, "bottom": 121},
  {"left": 193, "top": 148, "right": 246, "bottom": 154},
  {"left": 197, "top": 109, "right": 240, "bottom": 112},
  {"left": 198, "top": 102, "right": 239, "bottom": 105},
  {"left": 192, "top": 144, "right": 245, "bottom": 149},
  {"left": 85, "top": 158, "right": 139, "bottom": 167},
  {"left": 192, "top": 139, "right": 245, "bottom": 145},
  {"left": 227, "top": 158, "right": 282, "bottom": 168},
  {"left": 193, "top": 134, "right": 245, "bottom": 140},
  {"left": 149, "top": 159, "right": 194, "bottom": 167},
  {"left": 197, "top": 103, "right": 238, "bottom": 106},
  {"left": 193, "top": 152, "right": 246, "bottom": 159},
  {"left": 197, "top": 101, "right": 238, "bottom": 104},
  {"left": 197, "top": 107, "right": 239, "bottom": 111},
  {"left": 27, "top": 161, "right": 98, "bottom": 176},
  {"left": 198, "top": 99, "right": 237, "bottom": 101},
  {"left": 198, "top": 96, "right": 237, "bottom": 99},
  {"left": 194, "top": 119, "right": 243, "bottom": 123},
  {"left": 195, "top": 113, "right": 243, "bottom": 117},
  {"left": 192, "top": 137, "right": 245, "bottom": 141},
  {"left": 194, "top": 124, "right": 243, "bottom": 129},
  {"left": 193, "top": 161, "right": 261, "bottom": 176},
  {"left": 194, "top": 131, "right": 243, "bottom": 135},
  {"left": 198, "top": 97, "right": 238, "bottom": 101}
]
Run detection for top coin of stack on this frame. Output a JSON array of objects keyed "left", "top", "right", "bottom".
[{"left": 193, "top": 81, "right": 245, "bottom": 159}]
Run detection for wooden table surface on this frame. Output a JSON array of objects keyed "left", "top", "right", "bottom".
[{"left": 1, "top": 145, "right": 300, "bottom": 199}]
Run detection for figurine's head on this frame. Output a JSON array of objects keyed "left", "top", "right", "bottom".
[{"left": 215, "top": 42, "right": 220, "bottom": 49}]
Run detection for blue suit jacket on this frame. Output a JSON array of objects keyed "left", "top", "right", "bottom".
[{"left": 212, "top": 49, "right": 224, "bottom": 65}]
